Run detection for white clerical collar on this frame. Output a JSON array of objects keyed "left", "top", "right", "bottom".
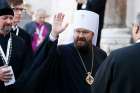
[
  {"left": 136, "top": 39, "right": 140, "bottom": 43},
  {"left": 12, "top": 25, "right": 19, "bottom": 36},
  {"left": 12, "top": 25, "right": 18, "bottom": 31}
]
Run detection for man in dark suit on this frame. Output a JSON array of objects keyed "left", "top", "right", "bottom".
[
  {"left": 24, "top": 9, "right": 52, "bottom": 52},
  {"left": 76, "top": 0, "right": 106, "bottom": 47},
  {"left": 92, "top": 13, "right": 140, "bottom": 93},
  {"left": 8, "top": 0, "right": 33, "bottom": 53}
]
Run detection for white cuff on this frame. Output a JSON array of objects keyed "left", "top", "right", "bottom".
[
  {"left": 49, "top": 33, "right": 57, "bottom": 41},
  {"left": 136, "top": 39, "right": 140, "bottom": 43}
]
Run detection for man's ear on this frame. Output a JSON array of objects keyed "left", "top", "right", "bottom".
[{"left": 135, "top": 24, "right": 139, "bottom": 33}]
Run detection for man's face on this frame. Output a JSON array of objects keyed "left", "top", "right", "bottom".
[
  {"left": 36, "top": 14, "right": 46, "bottom": 24},
  {"left": 0, "top": 15, "right": 13, "bottom": 33},
  {"left": 74, "top": 28, "right": 94, "bottom": 48},
  {"left": 12, "top": 4, "right": 23, "bottom": 24}
]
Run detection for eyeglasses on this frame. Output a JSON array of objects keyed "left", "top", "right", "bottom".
[{"left": 12, "top": 7, "right": 25, "bottom": 11}]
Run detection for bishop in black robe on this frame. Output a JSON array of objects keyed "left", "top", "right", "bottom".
[
  {"left": 16, "top": 38, "right": 107, "bottom": 93},
  {"left": 16, "top": 10, "right": 107, "bottom": 93}
]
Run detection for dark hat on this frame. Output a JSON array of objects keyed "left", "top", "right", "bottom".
[{"left": 0, "top": 0, "right": 14, "bottom": 16}]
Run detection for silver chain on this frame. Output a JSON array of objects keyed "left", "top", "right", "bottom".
[{"left": 75, "top": 45, "right": 94, "bottom": 74}]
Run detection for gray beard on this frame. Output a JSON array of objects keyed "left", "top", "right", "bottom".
[{"left": 0, "top": 26, "right": 12, "bottom": 34}]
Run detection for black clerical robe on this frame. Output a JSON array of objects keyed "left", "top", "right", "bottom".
[
  {"left": 11, "top": 26, "right": 32, "bottom": 53},
  {"left": 0, "top": 33, "right": 32, "bottom": 93},
  {"left": 18, "top": 39, "right": 107, "bottom": 93},
  {"left": 92, "top": 43, "right": 140, "bottom": 93},
  {"left": 14, "top": 37, "right": 56, "bottom": 93}
]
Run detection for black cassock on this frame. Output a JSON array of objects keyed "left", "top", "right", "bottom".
[
  {"left": 18, "top": 40, "right": 107, "bottom": 93},
  {"left": 0, "top": 32, "right": 32, "bottom": 93},
  {"left": 11, "top": 26, "right": 32, "bottom": 53},
  {"left": 92, "top": 43, "right": 140, "bottom": 93}
]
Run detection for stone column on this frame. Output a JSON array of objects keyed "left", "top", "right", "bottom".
[
  {"left": 101, "top": 0, "right": 131, "bottom": 54},
  {"left": 104, "top": 0, "right": 126, "bottom": 28}
]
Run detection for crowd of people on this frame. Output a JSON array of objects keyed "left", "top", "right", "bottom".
[{"left": 0, "top": 0, "right": 140, "bottom": 93}]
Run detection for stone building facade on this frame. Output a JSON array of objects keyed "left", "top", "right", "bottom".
[{"left": 101, "top": 0, "right": 140, "bottom": 54}]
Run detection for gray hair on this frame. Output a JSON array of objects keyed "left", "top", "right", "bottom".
[
  {"left": 34, "top": 8, "right": 47, "bottom": 20},
  {"left": 134, "top": 13, "right": 140, "bottom": 25}
]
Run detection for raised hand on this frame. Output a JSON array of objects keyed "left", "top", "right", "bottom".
[{"left": 51, "top": 13, "right": 68, "bottom": 39}]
